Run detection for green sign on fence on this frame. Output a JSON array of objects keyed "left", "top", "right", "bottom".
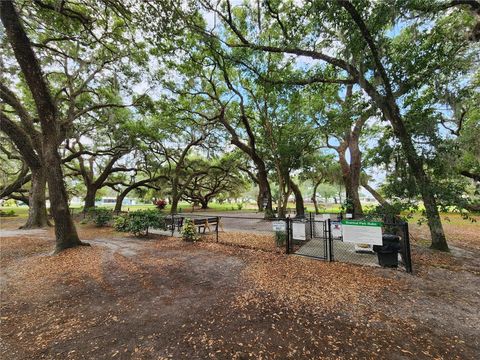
[
  {"left": 341, "top": 219, "right": 383, "bottom": 245},
  {"left": 341, "top": 220, "right": 383, "bottom": 227}
]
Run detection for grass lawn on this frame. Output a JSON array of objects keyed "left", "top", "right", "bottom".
[{"left": 1, "top": 201, "right": 345, "bottom": 218}]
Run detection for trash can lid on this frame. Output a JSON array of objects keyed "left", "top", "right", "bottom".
[{"left": 382, "top": 234, "right": 400, "bottom": 241}]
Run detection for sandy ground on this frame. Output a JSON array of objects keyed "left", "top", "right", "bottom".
[{"left": 0, "top": 216, "right": 479, "bottom": 359}]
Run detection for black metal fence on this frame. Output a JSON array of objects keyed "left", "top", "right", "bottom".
[
  {"left": 285, "top": 214, "right": 413, "bottom": 273},
  {"left": 165, "top": 212, "right": 287, "bottom": 252},
  {"left": 107, "top": 210, "right": 412, "bottom": 273}
]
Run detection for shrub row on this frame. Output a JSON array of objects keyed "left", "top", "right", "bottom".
[
  {"left": 85, "top": 208, "right": 166, "bottom": 237},
  {"left": 113, "top": 209, "right": 166, "bottom": 236}
]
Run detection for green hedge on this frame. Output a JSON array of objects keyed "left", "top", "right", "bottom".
[{"left": 113, "top": 209, "right": 166, "bottom": 237}]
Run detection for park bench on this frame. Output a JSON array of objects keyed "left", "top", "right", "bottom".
[
  {"left": 166, "top": 216, "right": 184, "bottom": 232},
  {"left": 191, "top": 217, "right": 223, "bottom": 234}
]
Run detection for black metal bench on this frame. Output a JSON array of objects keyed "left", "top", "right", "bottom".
[{"left": 166, "top": 216, "right": 184, "bottom": 231}]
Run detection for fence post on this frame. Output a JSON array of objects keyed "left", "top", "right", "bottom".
[
  {"left": 403, "top": 222, "right": 413, "bottom": 273},
  {"left": 285, "top": 217, "right": 291, "bottom": 254},
  {"left": 171, "top": 213, "right": 175, "bottom": 236},
  {"left": 309, "top": 212, "right": 313, "bottom": 239},
  {"left": 216, "top": 216, "right": 219, "bottom": 242},
  {"left": 327, "top": 218, "right": 333, "bottom": 262}
]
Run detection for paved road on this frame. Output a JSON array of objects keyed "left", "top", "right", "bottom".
[{"left": 156, "top": 211, "right": 277, "bottom": 235}]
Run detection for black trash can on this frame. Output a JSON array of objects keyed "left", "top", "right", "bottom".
[{"left": 373, "top": 234, "right": 401, "bottom": 268}]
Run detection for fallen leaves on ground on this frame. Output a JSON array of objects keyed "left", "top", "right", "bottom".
[
  {"left": 1, "top": 217, "right": 479, "bottom": 359},
  {"left": 203, "top": 231, "right": 279, "bottom": 252},
  {"left": 0, "top": 235, "right": 52, "bottom": 267},
  {"left": 3, "top": 245, "right": 107, "bottom": 302},
  {"left": 237, "top": 253, "right": 402, "bottom": 314},
  {"left": 409, "top": 215, "right": 480, "bottom": 251},
  {"left": 411, "top": 245, "right": 463, "bottom": 273}
]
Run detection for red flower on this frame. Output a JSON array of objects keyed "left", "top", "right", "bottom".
[{"left": 154, "top": 199, "right": 167, "bottom": 210}]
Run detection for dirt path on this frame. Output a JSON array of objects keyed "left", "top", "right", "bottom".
[{"left": 1, "top": 220, "right": 479, "bottom": 359}]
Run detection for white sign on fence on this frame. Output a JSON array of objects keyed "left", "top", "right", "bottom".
[
  {"left": 341, "top": 220, "right": 383, "bottom": 245},
  {"left": 292, "top": 222, "right": 306, "bottom": 240},
  {"left": 331, "top": 221, "right": 342, "bottom": 238},
  {"left": 272, "top": 221, "right": 286, "bottom": 232}
]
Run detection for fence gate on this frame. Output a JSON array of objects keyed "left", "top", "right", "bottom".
[
  {"left": 286, "top": 216, "right": 331, "bottom": 260},
  {"left": 286, "top": 215, "right": 413, "bottom": 273}
]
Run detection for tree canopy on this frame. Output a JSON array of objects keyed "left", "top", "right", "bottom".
[{"left": 1, "top": 0, "right": 479, "bottom": 251}]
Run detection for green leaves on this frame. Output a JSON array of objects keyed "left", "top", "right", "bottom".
[
  {"left": 181, "top": 218, "right": 199, "bottom": 242},
  {"left": 114, "top": 210, "right": 166, "bottom": 237}
]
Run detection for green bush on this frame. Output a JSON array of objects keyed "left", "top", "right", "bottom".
[
  {"left": 113, "top": 215, "right": 129, "bottom": 232},
  {"left": 236, "top": 202, "right": 244, "bottom": 210},
  {"left": 3, "top": 199, "right": 17, "bottom": 207},
  {"left": 181, "top": 218, "right": 199, "bottom": 242},
  {"left": 86, "top": 207, "right": 113, "bottom": 227},
  {"left": 0, "top": 209, "right": 16, "bottom": 217},
  {"left": 113, "top": 209, "right": 166, "bottom": 237},
  {"left": 274, "top": 231, "right": 287, "bottom": 247},
  {"left": 264, "top": 208, "right": 275, "bottom": 219}
]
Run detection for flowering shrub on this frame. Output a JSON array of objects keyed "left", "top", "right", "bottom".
[{"left": 153, "top": 199, "right": 167, "bottom": 210}]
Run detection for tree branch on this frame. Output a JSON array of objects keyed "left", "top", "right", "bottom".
[{"left": 0, "top": 112, "right": 42, "bottom": 170}]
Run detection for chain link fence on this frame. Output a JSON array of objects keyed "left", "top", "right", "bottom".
[
  {"left": 161, "top": 213, "right": 287, "bottom": 253},
  {"left": 286, "top": 213, "right": 412, "bottom": 273},
  {"left": 151, "top": 211, "right": 412, "bottom": 273}
]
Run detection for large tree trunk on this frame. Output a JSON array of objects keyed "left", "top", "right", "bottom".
[
  {"left": 256, "top": 190, "right": 263, "bottom": 211},
  {"left": 312, "top": 180, "right": 320, "bottom": 214},
  {"left": 349, "top": 137, "right": 364, "bottom": 218},
  {"left": 338, "top": 148, "right": 363, "bottom": 218},
  {"left": 257, "top": 176, "right": 269, "bottom": 210},
  {"left": 385, "top": 102, "right": 448, "bottom": 250},
  {"left": 361, "top": 180, "right": 398, "bottom": 222},
  {"left": 459, "top": 170, "right": 480, "bottom": 182},
  {"left": 114, "top": 194, "right": 125, "bottom": 212},
  {"left": 275, "top": 167, "right": 288, "bottom": 218},
  {"left": 362, "top": 181, "right": 389, "bottom": 208},
  {"left": 170, "top": 196, "right": 179, "bottom": 214},
  {"left": 338, "top": 151, "right": 354, "bottom": 214},
  {"left": 0, "top": 1, "right": 83, "bottom": 252},
  {"left": 257, "top": 166, "right": 273, "bottom": 217},
  {"left": 339, "top": 0, "right": 447, "bottom": 249},
  {"left": 200, "top": 199, "right": 209, "bottom": 209},
  {"left": 290, "top": 180, "right": 305, "bottom": 218},
  {"left": 22, "top": 168, "right": 49, "bottom": 228},
  {"left": 220, "top": 114, "right": 272, "bottom": 217},
  {"left": 43, "top": 137, "right": 83, "bottom": 252},
  {"left": 84, "top": 185, "right": 97, "bottom": 209},
  {"left": 278, "top": 196, "right": 287, "bottom": 218},
  {"left": 278, "top": 187, "right": 291, "bottom": 219},
  {"left": 423, "top": 192, "right": 448, "bottom": 250}
]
